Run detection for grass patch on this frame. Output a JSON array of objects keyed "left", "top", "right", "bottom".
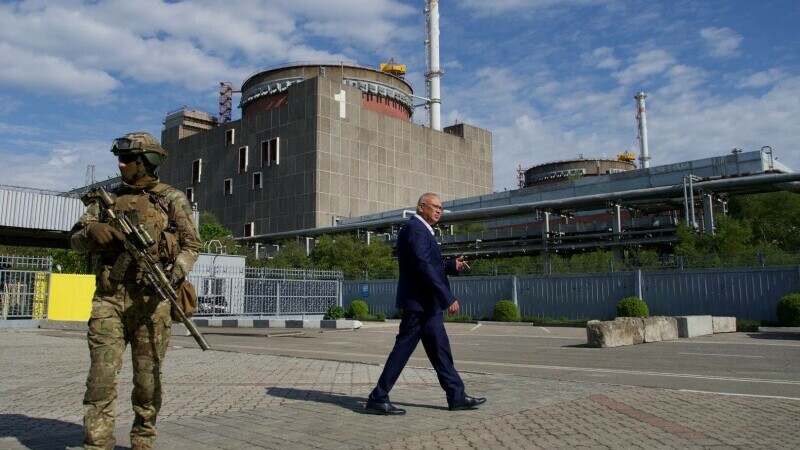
[{"left": 444, "top": 314, "right": 475, "bottom": 322}]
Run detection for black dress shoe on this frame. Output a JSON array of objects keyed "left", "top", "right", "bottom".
[
  {"left": 365, "top": 398, "right": 406, "bottom": 415},
  {"left": 448, "top": 395, "right": 487, "bottom": 411}
]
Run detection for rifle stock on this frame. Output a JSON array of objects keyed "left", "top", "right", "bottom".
[{"left": 82, "top": 188, "right": 210, "bottom": 351}]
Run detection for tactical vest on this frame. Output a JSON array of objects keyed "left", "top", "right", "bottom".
[{"left": 99, "top": 183, "right": 181, "bottom": 285}]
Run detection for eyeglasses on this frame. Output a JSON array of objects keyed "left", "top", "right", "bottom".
[
  {"left": 118, "top": 154, "right": 140, "bottom": 164},
  {"left": 422, "top": 203, "right": 444, "bottom": 212},
  {"left": 111, "top": 138, "right": 144, "bottom": 151}
]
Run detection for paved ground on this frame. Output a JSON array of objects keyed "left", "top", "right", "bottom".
[{"left": 2, "top": 324, "right": 800, "bottom": 449}]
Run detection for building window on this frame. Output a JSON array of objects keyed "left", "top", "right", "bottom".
[
  {"left": 238, "top": 146, "right": 248, "bottom": 173},
  {"left": 192, "top": 159, "right": 202, "bottom": 183},
  {"left": 261, "top": 137, "right": 280, "bottom": 167},
  {"left": 225, "top": 129, "right": 235, "bottom": 145},
  {"left": 244, "top": 222, "right": 254, "bottom": 237},
  {"left": 224, "top": 178, "right": 232, "bottom": 195},
  {"left": 260, "top": 140, "right": 269, "bottom": 167},
  {"left": 253, "top": 172, "right": 262, "bottom": 190},
  {"left": 185, "top": 187, "right": 194, "bottom": 202},
  {"left": 270, "top": 137, "right": 280, "bottom": 166}
]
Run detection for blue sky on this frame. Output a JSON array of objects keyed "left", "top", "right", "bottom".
[{"left": 0, "top": 0, "right": 798, "bottom": 193}]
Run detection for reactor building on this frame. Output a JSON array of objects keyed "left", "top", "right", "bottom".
[{"left": 158, "top": 62, "right": 494, "bottom": 238}]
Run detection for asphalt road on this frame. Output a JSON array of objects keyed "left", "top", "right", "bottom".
[{"left": 157, "top": 321, "right": 800, "bottom": 400}]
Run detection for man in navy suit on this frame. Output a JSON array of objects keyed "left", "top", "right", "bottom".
[{"left": 365, "top": 193, "right": 487, "bottom": 415}]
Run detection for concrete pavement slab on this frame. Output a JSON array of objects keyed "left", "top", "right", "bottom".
[{"left": 1, "top": 329, "right": 799, "bottom": 449}]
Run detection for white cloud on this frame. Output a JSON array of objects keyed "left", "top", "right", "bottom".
[
  {"left": 583, "top": 46, "right": 620, "bottom": 70},
  {"left": 738, "top": 68, "right": 785, "bottom": 89},
  {"left": 460, "top": 0, "right": 607, "bottom": 16},
  {"left": 0, "top": 0, "right": 412, "bottom": 100},
  {"left": 700, "top": 26, "right": 742, "bottom": 58},
  {"left": 0, "top": 43, "right": 120, "bottom": 99},
  {"left": 0, "top": 138, "right": 117, "bottom": 191},
  {"left": 613, "top": 49, "right": 676, "bottom": 86}
]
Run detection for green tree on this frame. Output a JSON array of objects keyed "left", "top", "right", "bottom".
[
  {"left": 264, "top": 241, "right": 310, "bottom": 269},
  {"left": 310, "top": 234, "right": 397, "bottom": 279},
  {"left": 198, "top": 211, "right": 242, "bottom": 255},
  {"left": 0, "top": 246, "right": 89, "bottom": 274},
  {"left": 729, "top": 192, "right": 800, "bottom": 251}
]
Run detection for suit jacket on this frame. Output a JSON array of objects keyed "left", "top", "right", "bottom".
[{"left": 395, "top": 216, "right": 458, "bottom": 314}]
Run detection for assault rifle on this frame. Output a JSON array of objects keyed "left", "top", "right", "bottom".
[{"left": 82, "top": 188, "right": 210, "bottom": 351}]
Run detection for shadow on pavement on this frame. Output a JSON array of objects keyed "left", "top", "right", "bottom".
[
  {"left": 265, "top": 387, "right": 369, "bottom": 413},
  {"left": 0, "top": 414, "right": 129, "bottom": 450},
  {"left": 746, "top": 332, "right": 800, "bottom": 340}
]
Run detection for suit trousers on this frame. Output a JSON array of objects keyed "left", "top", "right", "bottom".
[{"left": 369, "top": 310, "right": 465, "bottom": 404}]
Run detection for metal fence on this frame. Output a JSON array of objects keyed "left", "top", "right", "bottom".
[
  {"left": 3, "top": 252, "right": 796, "bottom": 323},
  {"left": 189, "top": 264, "right": 342, "bottom": 317},
  {"left": 345, "top": 266, "right": 800, "bottom": 323},
  {"left": 352, "top": 251, "right": 800, "bottom": 278},
  {"left": 0, "top": 255, "right": 51, "bottom": 320}
]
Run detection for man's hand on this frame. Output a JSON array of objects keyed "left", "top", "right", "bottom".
[
  {"left": 455, "top": 255, "right": 470, "bottom": 272},
  {"left": 448, "top": 300, "right": 460, "bottom": 314},
  {"left": 87, "top": 222, "right": 123, "bottom": 247}
]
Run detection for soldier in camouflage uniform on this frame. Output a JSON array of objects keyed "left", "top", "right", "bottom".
[{"left": 70, "top": 132, "right": 201, "bottom": 450}]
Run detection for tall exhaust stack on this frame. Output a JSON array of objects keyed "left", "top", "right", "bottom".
[
  {"left": 425, "top": 0, "right": 442, "bottom": 130},
  {"left": 634, "top": 91, "right": 651, "bottom": 168}
]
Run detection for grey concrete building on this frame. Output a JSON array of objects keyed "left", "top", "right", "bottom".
[{"left": 159, "top": 62, "right": 493, "bottom": 238}]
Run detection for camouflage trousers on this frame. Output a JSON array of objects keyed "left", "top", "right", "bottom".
[{"left": 83, "top": 282, "right": 172, "bottom": 450}]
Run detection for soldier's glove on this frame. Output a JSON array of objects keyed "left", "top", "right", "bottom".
[{"left": 87, "top": 222, "right": 124, "bottom": 247}]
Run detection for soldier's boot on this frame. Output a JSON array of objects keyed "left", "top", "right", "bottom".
[{"left": 130, "top": 435, "right": 155, "bottom": 450}]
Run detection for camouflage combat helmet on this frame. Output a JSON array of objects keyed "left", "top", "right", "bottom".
[{"left": 110, "top": 132, "right": 167, "bottom": 166}]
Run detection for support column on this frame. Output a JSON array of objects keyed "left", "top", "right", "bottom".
[
  {"left": 541, "top": 211, "right": 551, "bottom": 271},
  {"left": 703, "top": 192, "right": 715, "bottom": 235},
  {"left": 611, "top": 204, "right": 623, "bottom": 261}
]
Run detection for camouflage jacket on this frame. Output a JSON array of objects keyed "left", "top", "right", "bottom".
[{"left": 69, "top": 181, "right": 201, "bottom": 281}]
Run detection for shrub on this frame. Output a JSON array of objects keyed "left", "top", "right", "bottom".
[
  {"left": 348, "top": 300, "right": 370, "bottom": 320},
  {"left": 323, "top": 305, "right": 345, "bottom": 320},
  {"left": 375, "top": 312, "right": 386, "bottom": 321},
  {"left": 616, "top": 297, "right": 649, "bottom": 318},
  {"left": 493, "top": 300, "right": 520, "bottom": 322},
  {"left": 777, "top": 293, "right": 800, "bottom": 326},
  {"left": 394, "top": 308, "right": 404, "bottom": 319}
]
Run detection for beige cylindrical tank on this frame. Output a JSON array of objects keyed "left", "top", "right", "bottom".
[{"left": 240, "top": 62, "right": 414, "bottom": 120}]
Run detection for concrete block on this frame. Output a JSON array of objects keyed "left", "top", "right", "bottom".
[
  {"left": 285, "top": 320, "right": 305, "bottom": 328},
  {"left": 643, "top": 316, "right": 679, "bottom": 342},
  {"left": 676, "top": 315, "right": 713, "bottom": 338},
  {"left": 586, "top": 318, "right": 644, "bottom": 348},
  {"left": 712, "top": 316, "right": 737, "bottom": 333}
]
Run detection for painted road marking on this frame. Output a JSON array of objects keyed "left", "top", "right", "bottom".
[
  {"left": 469, "top": 323, "right": 482, "bottom": 332},
  {"left": 677, "top": 352, "right": 764, "bottom": 358},
  {"left": 209, "top": 344, "right": 800, "bottom": 387}
]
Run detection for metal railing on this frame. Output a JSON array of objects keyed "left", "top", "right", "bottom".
[
  {"left": 0, "top": 256, "right": 52, "bottom": 320},
  {"left": 191, "top": 266, "right": 342, "bottom": 317}
]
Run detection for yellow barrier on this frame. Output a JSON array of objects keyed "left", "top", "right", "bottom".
[{"left": 48, "top": 274, "right": 95, "bottom": 321}]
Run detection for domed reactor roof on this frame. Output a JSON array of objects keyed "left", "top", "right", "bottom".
[
  {"left": 524, "top": 156, "right": 636, "bottom": 187},
  {"left": 239, "top": 62, "right": 415, "bottom": 121}
]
